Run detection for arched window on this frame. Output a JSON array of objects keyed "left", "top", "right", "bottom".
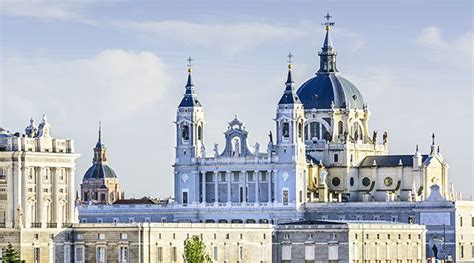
[
  {"left": 338, "top": 121, "right": 343, "bottom": 135},
  {"left": 0, "top": 168, "right": 5, "bottom": 180},
  {"left": 309, "top": 121, "right": 329, "bottom": 141},
  {"left": 182, "top": 125, "right": 190, "bottom": 141},
  {"left": 197, "top": 125, "right": 202, "bottom": 141},
  {"left": 298, "top": 122, "right": 303, "bottom": 138},
  {"left": 282, "top": 122, "right": 290, "bottom": 138}
]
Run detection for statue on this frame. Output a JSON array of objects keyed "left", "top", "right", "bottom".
[
  {"left": 254, "top": 142, "right": 260, "bottom": 154},
  {"left": 268, "top": 131, "right": 273, "bottom": 144},
  {"left": 182, "top": 125, "right": 189, "bottom": 140},
  {"left": 372, "top": 131, "right": 377, "bottom": 144},
  {"left": 200, "top": 145, "right": 206, "bottom": 157},
  {"left": 16, "top": 206, "right": 23, "bottom": 228},
  {"left": 383, "top": 131, "right": 388, "bottom": 144},
  {"left": 232, "top": 138, "right": 240, "bottom": 157},
  {"left": 323, "top": 131, "right": 332, "bottom": 142},
  {"left": 354, "top": 129, "right": 359, "bottom": 142},
  {"left": 319, "top": 171, "right": 328, "bottom": 186},
  {"left": 213, "top": 143, "right": 219, "bottom": 157},
  {"left": 343, "top": 130, "right": 349, "bottom": 142}
]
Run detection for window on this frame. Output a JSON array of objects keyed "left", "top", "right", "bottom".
[
  {"left": 298, "top": 122, "right": 303, "bottom": 138},
  {"left": 338, "top": 121, "right": 343, "bottom": 135},
  {"left": 238, "top": 246, "right": 243, "bottom": 261},
  {"left": 171, "top": 247, "right": 177, "bottom": 261},
  {"left": 157, "top": 247, "right": 163, "bottom": 262},
  {"left": 460, "top": 245, "right": 464, "bottom": 258},
  {"left": 76, "top": 233, "right": 83, "bottom": 240},
  {"left": 282, "top": 244, "right": 291, "bottom": 261},
  {"left": 120, "top": 233, "right": 127, "bottom": 240},
  {"left": 305, "top": 244, "right": 315, "bottom": 261},
  {"left": 64, "top": 244, "right": 71, "bottom": 263},
  {"left": 460, "top": 217, "right": 463, "bottom": 227},
  {"left": 332, "top": 177, "right": 341, "bottom": 187},
  {"left": 333, "top": 153, "right": 339, "bottom": 163},
  {"left": 213, "top": 246, "right": 218, "bottom": 261},
  {"left": 182, "top": 125, "right": 189, "bottom": 140},
  {"left": 119, "top": 246, "right": 128, "bottom": 263},
  {"left": 34, "top": 247, "right": 40, "bottom": 263},
  {"left": 261, "top": 173, "right": 267, "bottom": 181},
  {"left": 96, "top": 246, "right": 106, "bottom": 263},
  {"left": 408, "top": 216, "right": 415, "bottom": 224},
  {"left": 98, "top": 233, "right": 105, "bottom": 240},
  {"left": 282, "top": 122, "right": 290, "bottom": 138},
  {"left": 283, "top": 190, "right": 289, "bottom": 205},
  {"left": 472, "top": 217, "right": 474, "bottom": 227},
  {"left": 0, "top": 169, "right": 5, "bottom": 180},
  {"left": 197, "top": 125, "right": 203, "bottom": 141},
  {"left": 128, "top": 217, "right": 135, "bottom": 223},
  {"left": 74, "top": 246, "right": 84, "bottom": 263}
]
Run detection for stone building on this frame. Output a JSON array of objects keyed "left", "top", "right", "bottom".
[
  {"left": 80, "top": 124, "right": 123, "bottom": 205},
  {"left": 0, "top": 115, "right": 79, "bottom": 262},
  {"left": 55, "top": 222, "right": 273, "bottom": 263},
  {"left": 273, "top": 220, "right": 426, "bottom": 262}
]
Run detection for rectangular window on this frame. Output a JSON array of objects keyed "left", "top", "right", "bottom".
[
  {"left": 460, "top": 217, "right": 463, "bottom": 227},
  {"left": 98, "top": 233, "right": 105, "bottom": 240},
  {"left": 75, "top": 246, "right": 84, "bottom": 263},
  {"left": 34, "top": 247, "right": 40, "bottom": 263},
  {"left": 64, "top": 244, "right": 71, "bottom": 263},
  {"left": 120, "top": 233, "right": 127, "bottom": 240},
  {"left": 157, "top": 247, "right": 163, "bottom": 262},
  {"left": 283, "top": 190, "right": 289, "bottom": 205},
  {"left": 261, "top": 173, "right": 267, "bottom": 181},
  {"left": 233, "top": 173, "right": 239, "bottom": 182},
  {"left": 334, "top": 153, "right": 339, "bottom": 163},
  {"left": 282, "top": 244, "right": 291, "bottom": 260},
  {"left": 220, "top": 174, "right": 226, "bottom": 182},
  {"left": 305, "top": 245, "right": 315, "bottom": 260},
  {"left": 97, "top": 246, "right": 106, "bottom": 263},
  {"left": 472, "top": 217, "right": 474, "bottom": 227},
  {"left": 213, "top": 246, "right": 218, "bottom": 261},
  {"left": 328, "top": 245, "right": 339, "bottom": 260},
  {"left": 119, "top": 246, "right": 128, "bottom": 263},
  {"left": 171, "top": 247, "right": 177, "bottom": 261}
]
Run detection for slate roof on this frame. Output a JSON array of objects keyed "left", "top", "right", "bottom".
[
  {"left": 278, "top": 69, "right": 301, "bottom": 105},
  {"left": 297, "top": 74, "right": 365, "bottom": 110},
  {"left": 83, "top": 163, "right": 117, "bottom": 179},
  {"left": 178, "top": 73, "right": 202, "bottom": 107},
  {"left": 279, "top": 220, "right": 346, "bottom": 225},
  {"left": 358, "top": 155, "right": 429, "bottom": 168},
  {"left": 113, "top": 197, "right": 158, "bottom": 205}
]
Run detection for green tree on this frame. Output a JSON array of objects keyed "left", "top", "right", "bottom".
[
  {"left": 2, "top": 243, "right": 23, "bottom": 263},
  {"left": 183, "top": 235, "right": 211, "bottom": 263}
]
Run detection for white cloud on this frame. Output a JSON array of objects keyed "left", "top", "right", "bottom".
[
  {"left": 1, "top": 0, "right": 94, "bottom": 24},
  {"left": 2, "top": 49, "right": 169, "bottom": 121},
  {"left": 416, "top": 26, "right": 473, "bottom": 67}
]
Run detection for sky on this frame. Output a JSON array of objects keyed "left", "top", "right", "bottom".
[{"left": 0, "top": 0, "right": 473, "bottom": 199}]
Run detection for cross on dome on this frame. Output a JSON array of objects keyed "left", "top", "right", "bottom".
[
  {"left": 186, "top": 56, "right": 193, "bottom": 73},
  {"left": 322, "top": 12, "right": 335, "bottom": 31}
]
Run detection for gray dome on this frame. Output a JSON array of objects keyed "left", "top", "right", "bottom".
[
  {"left": 296, "top": 74, "right": 365, "bottom": 110},
  {"left": 83, "top": 163, "right": 117, "bottom": 180}
]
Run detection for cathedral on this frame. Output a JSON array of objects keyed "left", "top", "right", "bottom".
[{"left": 173, "top": 14, "right": 450, "bottom": 208}]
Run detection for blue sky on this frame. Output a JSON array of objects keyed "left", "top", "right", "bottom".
[{"left": 1, "top": 0, "right": 472, "bottom": 198}]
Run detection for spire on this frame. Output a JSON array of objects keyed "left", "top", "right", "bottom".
[
  {"left": 430, "top": 132, "right": 439, "bottom": 155},
  {"left": 93, "top": 122, "right": 108, "bottom": 165},
  {"left": 431, "top": 132, "right": 435, "bottom": 145},
  {"left": 278, "top": 52, "right": 300, "bottom": 105},
  {"left": 178, "top": 56, "right": 202, "bottom": 108},
  {"left": 97, "top": 121, "right": 102, "bottom": 146},
  {"left": 318, "top": 12, "right": 338, "bottom": 74}
]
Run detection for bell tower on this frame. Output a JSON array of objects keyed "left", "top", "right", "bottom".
[{"left": 174, "top": 57, "right": 205, "bottom": 205}]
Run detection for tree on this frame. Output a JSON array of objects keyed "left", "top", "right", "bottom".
[
  {"left": 2, "top": 243, "right": 23, "bottom": 263},
  {"left": 183, "top": 235, "right": 211, "bottom": 263}
]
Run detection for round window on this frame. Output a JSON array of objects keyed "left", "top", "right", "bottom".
[
  {"left": 332, "top": 177, "right": 341, "bottom": 187},
  {"left": 362, "top": 177, "right": 371, "bottom": 187},
  {"left": 350, "top": 177, "right": 354, "bottom": 186},
  {"left": 384, "top": 177, "right": 393, "bottom": 186}
]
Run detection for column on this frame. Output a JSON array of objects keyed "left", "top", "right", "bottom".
[
  {"left": 14, "top": 163, "right": 22, "bottom": 228},
  {"left": 226, "top": 171, "right": 231, "bottom": 204},
  {"left": 214, "top": 171, "right": 218, "bottom": 203},
  {"left": 7, "top": 165, "right": 15, "bottom": 228},
  {"left": 201, "top": 172, "right": 206, "bottom": 204},
  {"left": 254, "top": 170, "right": 259, "bottom": 203},
  {"left": 21, "top": 166, "right": 27, "bottom": 228},
  {"left": 267, "top": 170, "right": 272, "bottom": 203},
  {"left": 37, "top": 167, "right": 44, "bottom": 227},
  {"left": 273, "top": 170, "right": 278, "bottom": 203},
  {"left": 67, "top": 168, "right": 76, "bottom": 224},
  {"left": 52, "top": 168, "right": 59, "bottom": 226},
  {"left": 241, "top": 171, "right": 247, "bottom": 203}
]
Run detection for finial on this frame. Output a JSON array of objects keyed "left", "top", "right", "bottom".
[
  {"left": 287, "top": 52, "right": 293, "bottom": 69},
  {"left": 30, "top": 117, "right": 34, "bottom": 125},
  {"left": 42, "top": 113, "right": 48, "bottom": 123},
  {"left": 416, "top": 144, "right": 419, "bottom": 152},
  {"left": 98, "top": 120, "right": 102, "bottom": 143},
  {"left": 431, "top": 132, "right": 435, "bottom": 145},
  {"left": 186, "top": 56, "right": 193, "bottom": 73},
  {"left": 322, "top": 12, "right": 335, "bottom": 31}
]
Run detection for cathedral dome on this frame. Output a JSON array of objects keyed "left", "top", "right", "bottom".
[
  {"left": 83, "top": 163, "right": 117, "bottom": 180},
  {"left": 296, "top": 74, "right": 365, "bottom": 110},
  {"left": 297, "top": 14, "right": 365, "bottom": 110}
]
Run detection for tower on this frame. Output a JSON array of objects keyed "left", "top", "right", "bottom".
[
  {"left": 81, "top": 122, "right": 122, "bottom": 204},
  {"left": 174, "top": 58, "right": 205, "bottom": 205},
  {"left": 273, "top": 56, "right": 307, "bottom": 206}
]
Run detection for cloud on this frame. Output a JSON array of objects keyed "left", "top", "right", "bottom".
[
  {"left": 416, "top": 26, "right": 473, "bottom": 67},
  {"left": 1, "top": 0, "right": 94, "bottom": 24},
  {"left": 2, "top": 49, "right": 169, "bottom": 121}
]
